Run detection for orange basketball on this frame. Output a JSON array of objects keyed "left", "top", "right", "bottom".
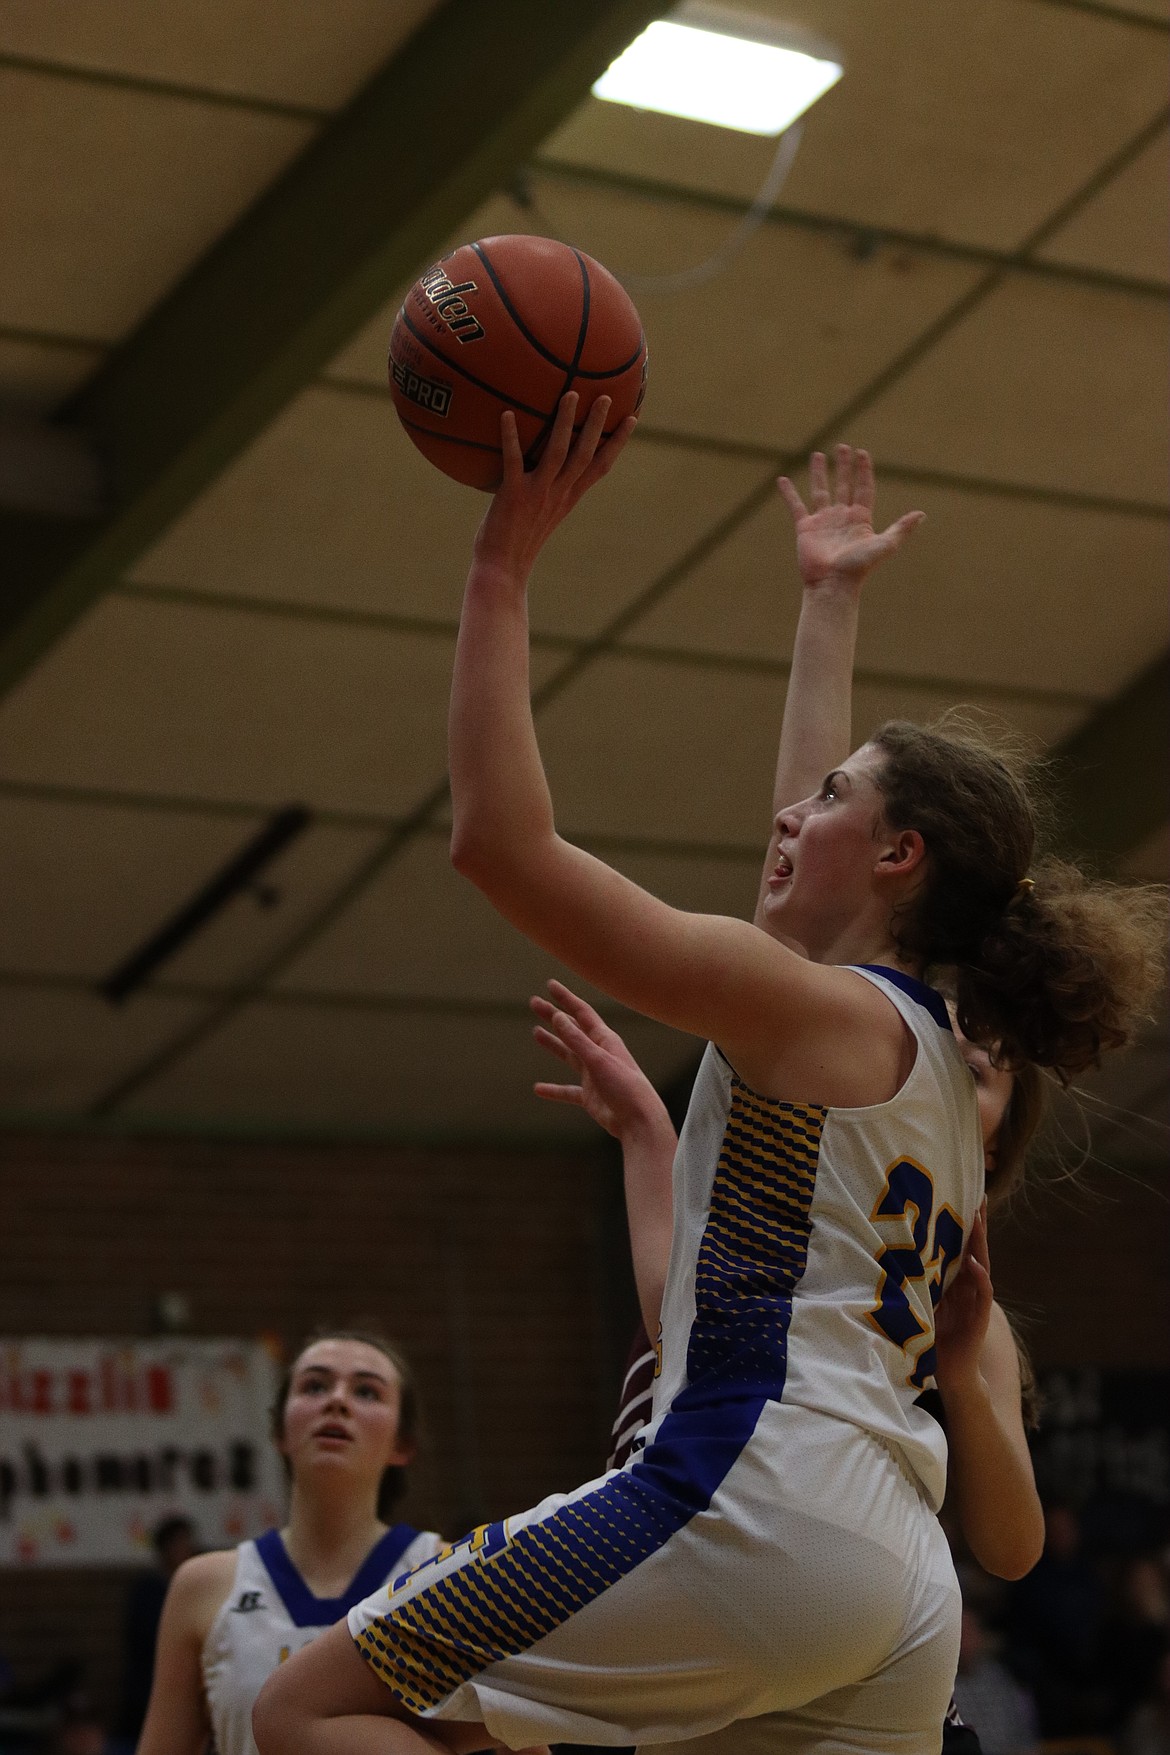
[{"left": 388, "top": 235, "right": 648, "bottom": 490}]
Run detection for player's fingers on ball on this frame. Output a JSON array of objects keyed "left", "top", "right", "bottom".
[
  {"left": 540, "top": 394, "right": 579, "bottom": 478},
  {"left": 602, "top": 414, "right": 637, "bottom": 469},
  {"left": 570, "top": 396, "right": 612, "bottom": 475},
  {"left": 580, "top": 412, "right": 633, "bottom": 490},
  {"left": 835, "top": 443, "right": 854, "bottom": 505},
  {"left": 809, "top": 450, "right": 830, "bottom": 507},
  {"left": 500, "top": 409, "right": 524, "bottom": 480}
]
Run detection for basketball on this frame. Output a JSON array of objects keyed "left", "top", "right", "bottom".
[{"left": 388, "top": 234, "right": 648, "bottom": 490}]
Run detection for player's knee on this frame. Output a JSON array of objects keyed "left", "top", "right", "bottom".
[{"left": 252, "top": 1658, "right": 308, "bottom": 1754}]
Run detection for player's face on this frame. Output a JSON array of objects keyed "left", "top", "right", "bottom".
[
  {"left": 950, "top": 1010, "right": 1015, "bottom": 1183},
  {"left": 280, "top": 1340, "right": 412, "bottom": 1491},
  {"left": 762, "top": 745, "right": 904, "bottom": 947}
]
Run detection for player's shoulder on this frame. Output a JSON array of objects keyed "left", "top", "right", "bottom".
[{"left": 166, "top": 1547, "right": 240, "bottom": 1637}]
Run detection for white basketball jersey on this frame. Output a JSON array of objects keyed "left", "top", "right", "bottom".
[
  {"left": 651, "top": 965, "right": 984, "bottom": 1509},
  {"left": 201, "top": 1524, "right": 442, "bottom": 1755}
]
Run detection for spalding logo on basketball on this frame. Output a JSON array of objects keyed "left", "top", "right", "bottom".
[{"left": 388, "top": 234, "right": 648, "bottom": 490}]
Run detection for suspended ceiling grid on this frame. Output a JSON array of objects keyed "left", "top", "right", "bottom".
[{"left": 0, "top": 0, "right": 1166, "bottom": 1155}]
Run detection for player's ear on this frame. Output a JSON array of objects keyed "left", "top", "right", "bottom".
[{"left": 876, "top": 827, "right": 926, "bottom": 877}]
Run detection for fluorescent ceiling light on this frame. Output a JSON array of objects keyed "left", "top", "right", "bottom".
[{"left": 592, "top": 13, "right": 842, "bottom": 137}]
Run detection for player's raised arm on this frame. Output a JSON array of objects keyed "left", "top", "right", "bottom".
[
  {"left": 755, "top": 447, "right": 924, "bottom": 925},
  {"left": 448, "top": 398, "right": 921, "bottom": 1092}
]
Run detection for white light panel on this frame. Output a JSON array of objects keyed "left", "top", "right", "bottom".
[{"left": 592, "top": 17, "right": 842, "bottom": 137}]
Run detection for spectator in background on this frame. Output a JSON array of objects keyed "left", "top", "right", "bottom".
[
  {"left": 116, "top": 1515, "right": 198, "bottom": 1744},
  {"left": 1103, "top": 1553, "right": 1170, "bottom": 1731},
  {"left": 1005, "top": 1501, "right": 1109, "bottom": 1732},
  {"left": 952, "top": 1603, "right": 1038, "bottom": 1755},
  {"left": 48, "top": 1699, "right": 119, "bottom": 1755},
  {"left": 1120, "top": 1645, "right": 1170, "bottom": 1755}
]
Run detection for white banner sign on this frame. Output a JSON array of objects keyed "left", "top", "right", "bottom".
[{"left": 0, "top": 1338, "right": 287, "bottom": 1565}]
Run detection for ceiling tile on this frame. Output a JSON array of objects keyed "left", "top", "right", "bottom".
[
  {"left": 856, "top": 277, "right": 1169, "bottom": 504},
  {"left": 0, "top": 796, "right": 265, "bottom": 978},
  {"left": 119, "top": 1000, "right": 696, "bottom": 1140},
  {"left": 534, "top": 652, "right": 1086, "bottom": 845},
  {"left": 483, "top": 178, "right": 983, "bottom": 454},
  {"left": 163, "top": 819, "right": 385, "bottom": 988},
  {"left": 277, "top": 834, "right": 619, "bottom": 1006},
  {"left": 0, "top": 983, "right": 204, "bottom": 1113},
  {"left": 0, "top": 794, "right": 382, "bottom": 988},
  {"left": 0, "top": 0, "right": 437, "bottom": 110},
  {"left": 626, "top": 468, "right": 1169, "bottom": 698},
  {"left": 128, "top": 388, "right": 763, "bottom": 642},
  {"left": 276, "top": 832, "right": 759, "bottom": 1004},
  {"left": 0, "top": 65, "right": 313, "bottom": 338},
  {"left": 544, "top": 0, "right": 1170, "bottom": 251},
  {"left": 1038, "top": 125, "right": 1170, "bottom": 285},
  {"left": 0, "top": 333, "right": 102, "bottom": 412},
  {"left": 324, "top": 179, "right": 981, "bottom": 455},
  {"left": 128, "top": 386, "right": 484, "bottom": 628},
  {"left": 0, "top": 593, "right": 533, "bottom": 815},
  {"left": 527, "top": 438, "right": 765, "bottom": 640}
]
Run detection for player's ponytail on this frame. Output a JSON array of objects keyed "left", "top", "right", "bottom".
[{"left": 870, "top": 718, "right": 1166, "bottom": 1083}]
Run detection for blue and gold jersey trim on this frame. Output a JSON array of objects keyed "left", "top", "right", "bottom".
[
  {"left": 353, "top": 1077, "right": 823, "bottom": 1714},
  {"left": 353, "top": 1393, "right": 767, "bottom": 1713},
  {"left": 686, "top": 1078, "right": 824, "bottom": 1395}
]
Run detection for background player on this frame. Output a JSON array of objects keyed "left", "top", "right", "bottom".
[{"left": 139, "top": 1330, "right": 441, "bottom": 1755}]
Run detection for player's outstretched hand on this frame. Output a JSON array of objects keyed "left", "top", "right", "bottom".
[
  {"left": 934, "top": 1202, "right": 993, "bottom": 1395},
  {"left": 777, "top": 444, "right": 924, "bottom": 591},
  {"left": 531, "top": 978, "right": 673, "bottom": 1146},
  {"left": 473, "top": 394, "right": 637, "bottom": 584}
]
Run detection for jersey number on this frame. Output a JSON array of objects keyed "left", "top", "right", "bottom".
[{"left": 867, "top": 1157, "right": 963, "bottom": 1390}]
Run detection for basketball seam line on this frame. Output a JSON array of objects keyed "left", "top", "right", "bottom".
[
  {"left": 395, "top": 307, "right": 548, "bottom": 422},
  {"left": 471, "top": 240, "right": 576, "bottom": 375},
  {"left": 523, "top": 248, "right": 592, "bottom": 470},
  {"left": 397, "top": 417, "right": 502, "bottom": 455},
  {"left": 470, "top": 240, "right": 644, "bottom": 379},
  {"left": 570, "top": 338, "right": 646, "bottom": 380}
]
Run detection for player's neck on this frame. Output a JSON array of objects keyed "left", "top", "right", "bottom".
[
  {"left": 282, "top": 1483, "right": 386, "bottom": 1594},
  {"left": 812, "top": 921, "right": 919, "bottom": 977}
]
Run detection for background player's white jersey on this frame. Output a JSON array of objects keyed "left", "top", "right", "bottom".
[
  {"left": 652, "top": 965, "right": 984, "bottom": 1509},
  {"left": 202, "top": 1523, "right": 441, "bottom": 1755}
]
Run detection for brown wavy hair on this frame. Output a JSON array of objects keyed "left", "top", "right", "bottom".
[
  {"left": 271, "top": 1327, "right": 419, "bottom": 1520},
  {"left": 869, "top": 718, "right": 1166, "bottom": 1082}
]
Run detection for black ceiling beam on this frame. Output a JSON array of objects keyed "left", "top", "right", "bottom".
[{"left": 0, "top": 0, "right": 663, "bottom": 698}]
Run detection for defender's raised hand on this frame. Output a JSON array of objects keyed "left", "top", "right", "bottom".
[
  {"left": 777, "top": 444, "right": 924, "bottom": 589},
  {"left": 531, "top": 979, "right": 673, "bottom": 1147}
]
